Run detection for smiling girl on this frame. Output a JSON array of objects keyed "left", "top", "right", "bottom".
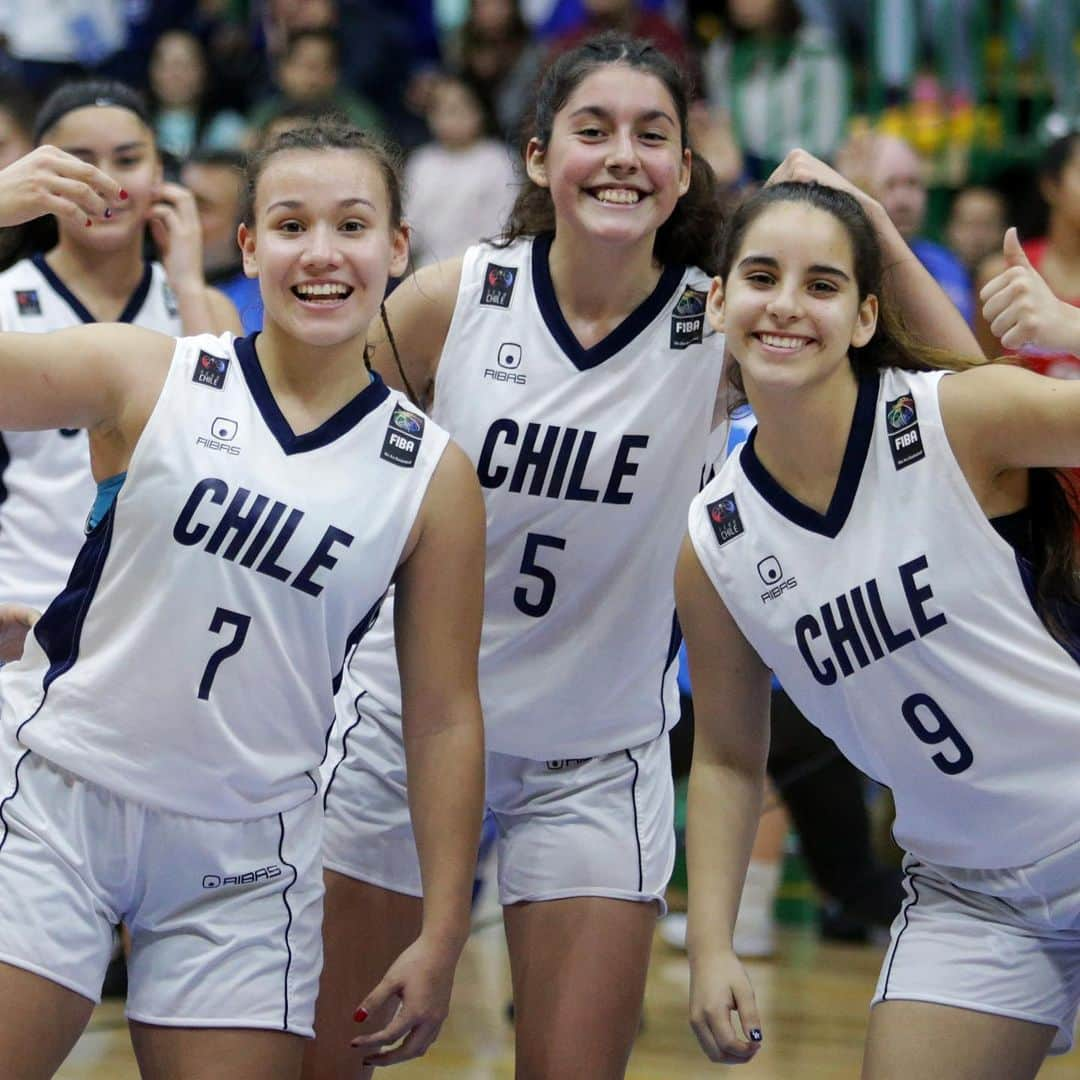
[
  {"left": 0, "top": 120, "right": 484, "bottom": 1079},
  {"left": 680, "top": 180, "right": 1080, "bottom": 1078}
]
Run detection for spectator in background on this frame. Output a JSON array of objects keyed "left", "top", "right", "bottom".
[
  {"left": 248, "top": 27, "right": 383, "bottom": 135},
  {"left": 0, "top": 77, "right": 34, "bottom": 170},
  {"left": 404, "top": 73, "right": 517, "bottom": 268},
  {"left": 840, "top": 131, "right": 974, "bottom": 324},
  {"left": 148, "top": 30, "right": 248, "bottom": 162},
  {"left": 975, "top": 131, "right": 1080, "bottom": 379},
  {"left": 180, "top": 149, "right": 263, "bottom": 332},
  {"left": 699, "top": 0, "right": 850, "bottom": 179},
  {"left": 252, "top": 100, "right": 330, "bottom": 150},
  {"left": 945, "top": 184, "right": 1007, "bottom": 278}
]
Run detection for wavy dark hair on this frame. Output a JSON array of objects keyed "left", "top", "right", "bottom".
[
  {"left": 719, "top": 180, "right": 1080, "bottom": 639},
  {"left": 499, "top": 32, "right": 723, "bottom": 274},
  {"left": 0, "top": 79, "right": 154, "bottom": 271}
]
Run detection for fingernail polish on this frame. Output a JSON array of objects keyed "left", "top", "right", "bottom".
[
  {"left": 749, "top": 1028, "right": 763, "bottom": 1042},
  {"left": 119, "top": 189, "right": 129, "bottom": 200},
  {"left": 85, "top": 218, "right": 92, "bottom": 227},
  {"left": 353, "top": 1006, "right": 368, "bottom": 1022},
  {"left": 104, "top": 207, "right": 112, "bottom": 219}
]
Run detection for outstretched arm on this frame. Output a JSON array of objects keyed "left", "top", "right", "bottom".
[
  {"left": 350, "top": 440, "right": 486, "bottom": 1068},
  {"left": 677, "top": 535, "right": 772, "bottom": 1066},
  {"left": 769, "top": 149, "right": 981, "bottom": 358}
]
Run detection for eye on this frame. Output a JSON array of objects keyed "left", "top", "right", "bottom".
[
  {"left": 639, "top": 131, "right": 667, "bottom": 143},
  {"left": 809, "top": 279, "right": 839, "bottom": 294},
  {"left": 340, "top": 219, "right": 366, "bottom": 232},
  {"left": 745, "top": 271, "right": 775, "bottom": 287},
  {"left": 116, "top": 155, "right": 142, "bottom": 168},
  {"left": 278, "top": 219, "right": 304, "bottom": 233},
  {"left": 576, "top": 126, "right": 605, "bottom": 139}
]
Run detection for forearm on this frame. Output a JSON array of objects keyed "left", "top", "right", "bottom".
[
  {"left": 866, "top": 199, "right": 982, "bottom": 357},
  {"left": 686, "top": 752, "right": 765, "bottom": 957},
  {"left": 173, "top": 283, "right": 224, "bottom": 336},
  {"left": 404, "top": 707, "right": 485, "bottom": 954}
]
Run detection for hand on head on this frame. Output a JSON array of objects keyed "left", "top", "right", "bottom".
[
  {"left": 980, "top": 227, "right": 1080, "bottom": 355},
  {"left": 0, "top": 145, "right": 126, "bottom": 230}
]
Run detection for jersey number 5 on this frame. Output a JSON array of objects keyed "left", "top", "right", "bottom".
[
  {"left": 514, "top": 532, "right": 566, "bottom": 618},
  {"left": 198, "top": 607, "right": 251, "bottom": 700}
]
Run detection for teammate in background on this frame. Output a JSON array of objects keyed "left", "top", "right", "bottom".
[
  {"left": 311, "top": 34, "right": 980, "bottom": 1079},
  {"left": 0, "top": 120, "right": 485, "bottom": 1079},
  {"left": 679, "top": 180, "right": 1080, "bottom": 1077},
  {"left": 0, "top": 80, "right": 242, "bottom": 615}
]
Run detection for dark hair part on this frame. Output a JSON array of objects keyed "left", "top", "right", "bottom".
[
  {"left": 0, "top": 79, "right": 154, "bottom": 271},
  {"left": 499, "top": 32, "right": 724, "bottom": 274},
  {"left": 33, "top": 79, "right": 152, "bottom": 145},
  {"left": 720, "top": 180, "right": 1080, "bottom": 635}
]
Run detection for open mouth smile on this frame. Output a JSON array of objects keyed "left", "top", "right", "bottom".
[
  {"left": 291, "top": 282, "right": 354, "bottom": 305},
  {"left": 588, "top": 187, "right": 646, "bottom": 206},
  {"left": 752, "top": 332, "right": 815, "bottom": 352}
]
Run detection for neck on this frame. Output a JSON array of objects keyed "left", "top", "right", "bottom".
[
  {"left": 46, "top": 238, "right": 146, "bottom": 306},
  {"left": 546, "top": 228, "right": 662, "bottom": 324},
  {"left": 744, "top": 367, "right": 860, "bottom": 513}
]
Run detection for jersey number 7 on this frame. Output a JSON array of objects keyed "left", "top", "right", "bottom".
[{"left": 198, "top": 607, "right": 251, "bottom": 700}]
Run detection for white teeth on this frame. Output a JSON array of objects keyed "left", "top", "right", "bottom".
[
  {"left": 759, "top": 333, "right": 807, "bottom": 349},
  {"left": 296, "top": 283, "right": 350, "bottom": 298},
  {"left": 594, "top": 188, "right": 641, "bottom": 205}
]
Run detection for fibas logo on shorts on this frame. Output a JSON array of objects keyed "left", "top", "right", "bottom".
[
  {"left": 706, "top": 492, "right": 743, "bottom": 546},
  {"left": 381, "top": 404, "right": 425, "bottom": 467},
  {"left": 670, "top": 285, "right": 706, "bottom": 349},
  {"left": 480, "top": 263, "right": 517, "bottom": 308},
  {"left": 192, "top": 349, "right": 231, "bottom": 390},
  {"left": 885, "top": 392, "right": 925, "bottom": 470}
]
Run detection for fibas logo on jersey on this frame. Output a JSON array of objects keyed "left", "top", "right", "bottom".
[
  {"left": 758, "top": 554, "right": 797, "bottom": 604},
  {"left": 670, "top": 286, "right": 706, "bottom": 349},
  {"left": 484, "top": 342, "right": 526, "bottom": 384},
  {"left": 707, "top": 493, "right": 743, "bottom": 546},
  {"left": 15, "top": 289, "right": 41, "bottom": 316},
  {"left": 381, "top": 405, "right": 425, "bottom": 467},
  {"left": 192, "top": 350, "right": 231, "bottom": 390},
  {"left": 885, "top": 392, "right": 925, "bottom": 470},
  {"left": 480, "top": 263, "right": 517, "bottom": 308}
]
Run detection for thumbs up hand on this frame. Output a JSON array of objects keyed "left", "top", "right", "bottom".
[{"left": 980, "top": 228, "right": 1080, "bottom": 355}]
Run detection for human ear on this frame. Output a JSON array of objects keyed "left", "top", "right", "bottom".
[
  {"left": 238, "top": 222, "right": 258, "bottom": 279},
  {"left": 525, "top": 138, "right": 549, "bottom": 188},
  {"left": 851, "top": 292, "right": 878, "bottom": 348},
  {"left": 706, "top": 275, "right": 726, "bottom": 332},
  {"left": 389, "top": 220, "right": 411, "bottom": 279}
]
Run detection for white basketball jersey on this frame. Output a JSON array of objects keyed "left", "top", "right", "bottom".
[
  {"left": 689, "top": 368, "right": 1080, "bottom": 869},
  {"left": 0, "top": 256, "right": 183, "bottom": 610},
  {"left": 348, "top": 236, "right": 725, "bottom": 759},
  {"left": 1, "top": 333, "right": 448, "bottom": 819}
]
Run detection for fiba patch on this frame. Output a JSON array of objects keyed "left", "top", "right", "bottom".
[
  {"left": 670, "top": 286, "right": 706, "bottom": 349},
  {"left": 706, "top": 493, "right": 744, "bottom": 547},
  {"left": 381, "top": 405, "right": 425, "bottom": 467},
  {"left": 480, "top": 263, "right": 517, "bottom": 309},
  {"left": 15, "top": 290, "right": 41, "bottom": 316},
  {"left": 885, "top": 392, "right": 925, "bottom": 470},
  {"left": 192, "top": 350, "right": 231, "bottom": 390}
]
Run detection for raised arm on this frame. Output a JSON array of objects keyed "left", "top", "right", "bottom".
[
  {"left": 676, "top": 535, "right": 772, "bottom": 1066},
  {"left": 769, "top": 149, "right": 981, "bottom": 358},
  {"left": 368, "top": 257, "right": 463, "bottom": 411},
  {"left": 350, "top": 439, "right": 486, "bottom": 1068}
]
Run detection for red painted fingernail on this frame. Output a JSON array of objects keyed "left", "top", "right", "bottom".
[
  {"left": 119, "top": 189, "right": 129, "bottom": 200},
  {"left": 85, "top": 218, "right": 92, "bottom": 227},
  {"left": 353, "top": 1007, "right": 368, "bottom": 1022}
]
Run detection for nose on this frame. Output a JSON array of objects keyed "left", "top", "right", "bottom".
[
  {"left": 605, "top": 128, "right": 638, "bottom": 172},
  {"left": 300, "top": 222, "right": 340, "bottom": 269},
  {"left": 765, "top": 282, "right": 804, "bottom": 322}
]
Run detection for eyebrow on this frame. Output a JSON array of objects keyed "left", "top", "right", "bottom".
[
  {"left": 265, "top": 197, "right": 377, "bottom": 213},
  {"left": 737, "top": 254, "right": 851, "bottom": 281},
  {"left": 567, "top": 106, "right": 676, "bottom": 126},
  {"left": 62, "top": 141, "right": 148, "bottom": 155}
]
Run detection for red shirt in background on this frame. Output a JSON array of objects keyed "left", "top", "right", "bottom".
[{"left": 1020, "top": 238, "right": 1080, "bottom": 380}]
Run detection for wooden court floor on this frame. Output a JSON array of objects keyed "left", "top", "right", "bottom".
[{"left": 58, "top": 924, "right": 1080, "bottom": 1079}]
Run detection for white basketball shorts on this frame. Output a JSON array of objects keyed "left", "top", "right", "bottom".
[
  {"left": 322, "top": 685, "right": 675, "bottom": 910},
  {"left": 873, "top": 837, "right": 1080, "bottom": 1053},
  {"left": 0, "top": 738, "right": 323, "bottom": 1037}
]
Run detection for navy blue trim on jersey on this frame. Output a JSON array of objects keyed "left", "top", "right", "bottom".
[
  {"left": 531, "top": 233, "right": 685, "bottom": 371},
  {"left": 322, "top": 690, "right": 369, "bottom": 811},
  {"left": 880, "top": 860, "right": 923, "bottom": 1000},
  {"left": 331, "top": 594, "right": 386, "bottom": 696},
  {"left": 277, "top": 812, "right": 298, "bottom": 1032},
  {"left": 741, "top": 370, "right": 879, "bottom": 538},
  {"left": 235, "top": 334, "right": 391, "bottom": 456},
  {"left": 658, "top": 610, "right": 682, "bottom": 737},
  {"left": 624, "top": 749, "right": 644, "bottom": 893},
  {"left": 30, "top": 501, "right": 116, "bottom": 696},
  {"left": 0, "top": 432, "right": 9, "bottom": 516},
  {"left": 31, "top": 254, "right": 153, "bottom": 324},
  {"left": 0, "top": 748, "right": 31, "bottom": 857}
]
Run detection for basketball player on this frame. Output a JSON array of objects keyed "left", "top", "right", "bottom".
[
  {"left": 0, "top": 80, "right": 242, "bottom": 615},
  {"left": 0, "top": 120, "right": 485, "bottom": 1079},
  {"left": 680, "top": 180, "right": 1080, "bottom": 1079},
  {"left": 312, "top": 36, "right": 982, "bottom": 1080}
]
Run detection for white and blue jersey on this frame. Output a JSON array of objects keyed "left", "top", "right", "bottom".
[
  {"left": 0, "top": 332, "right": 448, "bottom": 819},
  {"left": 0, "top": 255, "right": 183, "bottom": 610},
  {"left": 344, "top": 235, "right": 726, "bottom": 760},
  {"left": 689, "top": 367, "right": 1080, "bottom": 869}
]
